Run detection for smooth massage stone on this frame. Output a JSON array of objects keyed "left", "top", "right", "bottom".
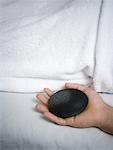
[{"left": 48, "top": 89, "right": 88, "bottom": 118}]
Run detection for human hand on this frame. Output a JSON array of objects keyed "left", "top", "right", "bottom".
[{"left": 35, "top": 83, "right": 106, "bottom": 128}]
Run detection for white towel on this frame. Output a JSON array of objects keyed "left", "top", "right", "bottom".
[
  {"left": 93, "top": 0, "right": 113, "bottom": 93},
  {"left": 0, "top": 0, "right": 112, "bottom": 93}
]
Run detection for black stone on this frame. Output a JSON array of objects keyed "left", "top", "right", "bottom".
[{"left": 48, "top": 89, "right": 88, "bottom": 118}]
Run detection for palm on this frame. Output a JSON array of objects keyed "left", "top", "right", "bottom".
[{"left": 35, "top": 83, "right": 104, "bottom": 128}]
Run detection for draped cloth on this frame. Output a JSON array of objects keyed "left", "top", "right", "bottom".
[{"left": 0, "top": 0, "right": 113, "bottom": 93}]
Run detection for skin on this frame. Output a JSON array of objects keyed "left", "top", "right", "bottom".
[{"left": 35, "top": 83, "right": 113, "bottom": 135}]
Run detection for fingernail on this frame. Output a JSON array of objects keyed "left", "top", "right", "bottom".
[
  {"left": 44, "top": 88, "right": 49, "bottom": 91},
  {"left": 44, "top": 88, "right": 47, "bottom": 91},
  {"left": 36, "top": 94, "right": 40, "bottom": 98},
  {"left": 35, "top": 104, "right": 38, "bottom": 110},
  {"left": 65, "top": 82, "right": 70, "bottom": 86},
  {"left": 35, "top": 104, "right": 39, "bottom": 109}
]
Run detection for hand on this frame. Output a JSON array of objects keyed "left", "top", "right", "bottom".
[{"left": 35, "top": 83, "right": 106, "bottom": 128}]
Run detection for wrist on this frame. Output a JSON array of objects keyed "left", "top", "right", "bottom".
[
  {"left": 95, "top": 102, "right": 113, "bottom": 134},
  {"left": 94, "top": 101, "right": 108, "bottom": 128}
]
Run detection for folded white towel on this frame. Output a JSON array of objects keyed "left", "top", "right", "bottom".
[
  {"left": 0, "top": 0, "right": 112, "bottom": 93},
  {"left": 93, "top": 0, "right": 113, "bottom": 93}
]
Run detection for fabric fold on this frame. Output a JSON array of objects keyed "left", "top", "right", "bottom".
[
  {"left": 1, "top": 0, "right": 112, "bottom": 93},
  {"left": 93, "top": 0, "right": 113, "bottom": 93}
]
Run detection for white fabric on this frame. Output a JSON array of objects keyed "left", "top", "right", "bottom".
[
  {"left": 0, "top": 76, "right": 92, "bottom": 93},
  {"left": 0, "top": 91, "right": 113, "bottom": 150},
  {"left": 0, "top": 0, "right": 113, "bottom": 93},
  {"left": 0, "top": 0, "right": 100, "bottom": 92},
  {"left": 93, "top": 0, "right": 113, "bottom": 93}
]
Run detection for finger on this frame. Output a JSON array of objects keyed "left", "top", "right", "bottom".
[
  {"left": 65, "top": 83, "right": 92, "bottom": 95},
  {"left": 44, "top": 88, "right": 54, "bottom": 97},
  {"left": 36, "top": 93, "right": 48, "bottom": 104},
  {"left": 44, "top": 112, "right": 66, "bottom": 126},
  {"left": 35, "top": 104, "right": 48, "bottom": 113}
]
